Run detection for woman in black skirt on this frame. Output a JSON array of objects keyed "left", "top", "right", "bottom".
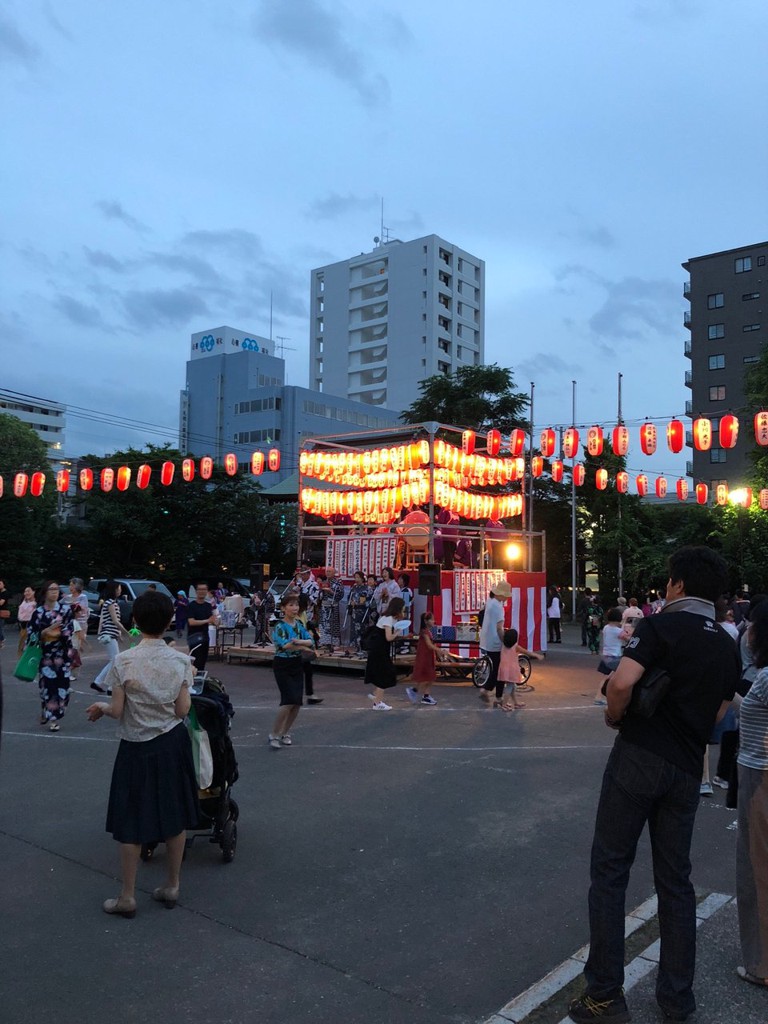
[
  {"left": 364, "top": 596, "right": 407, "bottom": 710},
  {"left": 87, "top": 590, "right": 199, "bottom": 918}
]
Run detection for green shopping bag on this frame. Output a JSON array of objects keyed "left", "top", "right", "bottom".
[{"left": 14, "top": 642, "right": 42, "bottom": 681}]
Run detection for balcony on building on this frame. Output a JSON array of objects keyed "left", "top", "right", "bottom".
[
  {"left": 686, "top": 460, "right": 693, "bottom": 477},
  {"left": 684, "top": 370, "right": 692, "bottom": 388},
  {"left": 683, "top": 280, "right": 691, "bottom": 297},
  {"left": 685, "top": 430, "right": 693, "bottom": 448},
  {"left": 683, "top": 310, "right": 691, "bottom": 329},
  {"left": 685, "top": 399, "right": 693, "bottom": 416},
  {"left": 684, "top": 339, "right": 691, "bottom": 357}
]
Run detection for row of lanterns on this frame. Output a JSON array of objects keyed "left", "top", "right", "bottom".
[
  {"left": 3, "top": 451, "right": 282, "bottom": 498},
  {"left": 300, "top": 482, "right": 524, "bottom": 522}
]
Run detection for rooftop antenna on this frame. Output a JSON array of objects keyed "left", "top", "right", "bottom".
[
  {"left": 374, "top": 197, "right": 391, "bottom": 247},
  {"left": 274, "top": 336, "right": 296, "bottom": 359}
]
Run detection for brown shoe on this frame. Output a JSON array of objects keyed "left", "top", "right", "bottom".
[{"left": 152, "top": 886, "right": 179, "bottom": 909}]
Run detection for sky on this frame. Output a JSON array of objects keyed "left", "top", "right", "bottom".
[{"left": 3, "top": 0, "right": 767, "bottom": 480}]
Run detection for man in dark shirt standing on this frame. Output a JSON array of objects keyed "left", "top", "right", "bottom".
[
  {"left": 186, "top": 582, "right": 216, "bottom": 671},
  {"left": 570, "top": 547, "right": 740, "bottom": 1024}
]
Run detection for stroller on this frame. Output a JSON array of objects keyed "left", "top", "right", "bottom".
[{"left": 140, "top": 674, "right": 240, "bottom": 864}]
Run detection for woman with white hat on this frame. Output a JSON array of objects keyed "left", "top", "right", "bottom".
[{"left": 479, "top": 580, "right": 512, "bottom": 705}]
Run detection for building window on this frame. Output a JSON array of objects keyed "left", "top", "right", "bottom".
[
  {"left": 457, "top": 345, "right": 463, "bottom": 359},
  {"left": 735, "top": 256, "right": 752, "bottom": 273},
  {"left": 710, "top": 448, "right": 727, "bottom": 463},
  {"left": 708, "top": 324, "right": 725, "bottom": 340},
  {"left": 438, "top": 360, "right": 450, "bottom": 374},
  {"left": 707, "top": 293, "right": 724, "bottom": 309},
  {"left": 708, "top": 354, "right": 725, "bottom": 370},
  {"left": 744, "top": 355, "right": 760, "bottom": 364},
  {"left": 743, "top": 323, "right": 761, "bottom": 332},
  {"left": 759, "top": 256, "right": 766, "bottom": 267},
  {"left": 438, "top": 339, "right": 450, "bottom": 353},
  {"left": 709, "top": 385, "right": 726, "bottom": 401},
  {"left": 439, "top": 248, "right": 451, "bottom": 266},
  {"left": 742, "top": 292, "right": 760, "bottom": 301}
]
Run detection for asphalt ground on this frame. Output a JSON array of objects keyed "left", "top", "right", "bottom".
[{"left": 0, "top": 624, "right": 762, "bottom": 1024}]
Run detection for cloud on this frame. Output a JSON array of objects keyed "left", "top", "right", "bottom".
[
  {"left": 573, "top": 225, "right": 617, "bottom": 250},
  {"left": 516, "top": 353, "right": 582, "bottom": 380},
  {"left": 53, "top": 294, "right": 110, "bottom": 329},
  {"left": 146, "top": 251, "right": 221, "bottom": 284},
  {"left": 0, "top": 13, "right": 39, "bottom": 66},
  {"left": 95, "top": 200, "right": 148, "bottom": 233},
  {"left": 588, "top": 277, "right": 678, "bottom": 341},
  {"left": 42, "top": 2, "right": 75, "bottom": 42},
  {"left": 121, "top": 288, "right": 210, "bottom": 329},
  {"left": 632, "top": 0, "right": 701, "bottom": 23},
  {"left": 253, "top": 0, "right": 389, "bottom": 107},
  {"left": 83, "top": 248, "right": 127, "bottom": 272},
  {"left": 305, "top": 192, "right": 379, "bottom": 221},
  {"left": 182, "top": 228, "right": 264, "bottom": 262}
]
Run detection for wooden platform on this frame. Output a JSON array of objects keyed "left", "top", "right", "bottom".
[{"left": 221, "top": 645, "right": 479, "bottom": 680}]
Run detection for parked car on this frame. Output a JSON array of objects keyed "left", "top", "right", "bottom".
[{"left": 87, "top": 578, "right": 174, "bottom": 627}]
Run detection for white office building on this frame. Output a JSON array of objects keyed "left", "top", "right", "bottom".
[
  {"left": 309, "top": 234, "right": 485, "bottom": 412},
  {"left": 0, "top": 388, "right": 66, "bottom": 453}
]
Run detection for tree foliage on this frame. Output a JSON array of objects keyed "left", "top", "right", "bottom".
[
  {"left": 0, "top": 414, "right": 57, "bottom": 583},
  {"left": 401, "top": 364, "right": 529, "bottom": 433}
]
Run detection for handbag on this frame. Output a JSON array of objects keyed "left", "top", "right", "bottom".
[
  {"left": 186, "top": 705, "right": 214, "bottom": 789},
  {"left": 627, "top": 664, "right": 671, "bottom": 718},
  {"left": 0, "top": 609, "right": 10, "bottom": 619},
  {"left": 299, "top": 647, "right": 317, "bottom": 662},
  {"left": 14, "top": 642, "right": 42, "bottom": 681}
]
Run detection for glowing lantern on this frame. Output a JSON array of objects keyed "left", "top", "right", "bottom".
[
  {"left": 56, "top": 470, "right": 70, "bottom": 493},
  {"left": 636, "top": 474, "right": 648, "bottom": 497},
  {"left": 79, "top": 468, "right": 93, "bottom": 491},
  {"left": 640, "top": 422, "right": 657, "bottom": 456},
  {"left": 530, "top": 455, "right": 544, "bottom": 478},
  {"left": 656, "top": 476, "right": 668, "bottom": 499},
  {"left": 612, "top": 425, "right": 629, "bottom": 457},
  {"left": 551, "top": 459, "right": 564, "bottom": 483},
  {"left": 268, "top": 448, "right": 281, "bottom": 472},
  {"left": 616, "top": 471, "right": 629, "bottom": 493},
  {"left": 587, "top": 426, "right": 604, "bottom": 457},
  {"left": 251, "top": 452, "right": 265, "bottom": 475},
  {"left": 760, "top": 489, "right": 768, "bottom": 510},
  {"left": 486, "top": 428, "right": 501, "bottom": 456},
  {"left": 509, "top": 429, "right": 526, "bottom": 457},
  {"left": 716, "top": 484, "right": 728, "bottom": 506},
  {"left": 137, "top": 464, "right": 152, "bottom": 489},
  {"left": 563, "top": 427, "right": 579, "bottom": 459},
  {"left": 741, "top": 487, "right": 754, "bottom": 508},
  {"left": 696, "top": 483, "right": 709, "bottom": 505},
  {"left": 14, "top": 473, "right": 29, "bottom": 497},
  {"left": 666, "top": 419, "right": 684, "bottom": 453},
  {"left": 0, "top": 476, "right": 3, "bottom": 497},
  {"left": 100, "top": 468, "right": 114, "bottom": 492},
  {"left": 676, "top": 479, "right": 689, "bottom": 501},
  {"left": 692, "top": 418, "right": 712, "bottom": 451},
  {"left": 116, "top": 466, "right": 131, "bottom": 491},
  {"left": 755, "top": 412, "right": 768, "bottom": 447},
  {"left": 719, "top": 414, "right": 739, "bottom": 449},
  {"left": 30, "top": 472, "right": 46, "bottom": 497},
  {"left": 573, "top": 463, "right": 585, "bottom": 486},
  {"left": 182, "top": 458, "right": 195, "bottom": 482},
  {"left": 160, "top": 461, "right": 175, "bottom": 486},
  {"left": 200, "top": 457, "right": 214, "bottom": 480},
  {"left": 596, "top": 468, "right": 608, "bottom": 490},
  {"left": 461, "top": 430, "right": 475, "bottom": 455},
  {"left": 540, "top": 428, "right": 556, "bottom": 458},
  {"left": 224, "top": 453, "right": 238, "bottom": 476}
]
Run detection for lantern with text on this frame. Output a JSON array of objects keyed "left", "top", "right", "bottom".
[
  {"left": 587, "top": 426, "right": 604, "bottom": 457},
  {"left": 719, "top": 414, "right": 739, "bottom": 449},
  {"left": 200, "top": 457, "right": 214, "bottom": 480},
  {"left": 79, "top": 468, "right": 93, "bottom": 491},
  {"left": 539, "top": 428, "right": 556, "bottom": 458},
  {"left": 596, "top": 468, "right": 608, "bottom": 490},
  {"left": 692, "top": 418, "right": 712, "bottom": 451},
  {"left": 137, "top": 464, "right": 152, "bottom": 489},
  {"left": 640, "top": 422, "right": 657, "bottom": 456},
  {"left": 100, "top": 468, "right": 114, "bottom": 492},
  {"left": 251, "top": 452, "right": 265, "bottom": 475},
  {"left": 224, "top": 453, "right": 238, "bottom": 476},
  {"left": 656, "top": 476, "right": 668, "bottom": 499},
  {"left": 636, "top": 474, "right": 648, "bottom": 497},
  {"left": 616, "top": 471, "right": 629, "bottom": 493},
  {"left": 612, "top": 425, "right": 629, "bottom": 457},
  {"left": 116, "top": 466, "right": 131, "bottom": 492},
  {"left": 755, "top": 412, "right": 768, "bottom": 447},
  {"left": 56, "top": 470, "right": 70, "bottom": 493},
  {"left": 13, "top": 473, "right": 29, "bottom": 497},
  {"left": 30, "top": 472, "right": 46, "bottom": 497},
  {"left": 760, "top": 489, "right": 768, "bottom": 510},
  {"left": 667, "top": 419, "right": 684, "bottom": 453},
  {"left": 716, "top": 484, "right": 728, "bottom": 506},
  {"left": 486, "top": 428, "right": 501, "bottom": 456},
  {"left": 461, "top": 430, "right": 476, "bottom": 455},
  {"left": 509, "top": 429, "right": 526, "bottom": 457},
  {"left": 160, "top": 461, "right": 175, "bottom": 486},
  {"left": 550, "top": 459, "right": 564, "bottom": 483},
  {"left": 268, "top": 448, "right": 281, "bottom": 472},
  {"left": 563, "top": 427, "right": 579, "bottom": 459},
  {"left": 182, "top": 458, "right": 195, "bottom": 482},
  {"left": 531, "top": 455, "right": 544, "bottom": 478},
  {"left": 696, "top": 483, "right": 709, "bottom": 505},
  {"left": 676, "top": 479, "right": 689, "bottom": 502},
  {"left": 573, "top": 463, "right": 585, "bottom": 486}
]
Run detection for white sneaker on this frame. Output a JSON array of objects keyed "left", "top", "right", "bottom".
[
  {"left": 405, "top": 686, "right": 419, "bottom": 703},
  {"left": 700, "top": 781, "right": 713, "bottom": 796},
  {"left": 371, "top": 701, "right": 392, "bottom": 711},
  {"left": 268, "top": 734, "right": 281, "bottom": 750},
  {"left": 712, "top": 776, "right": 729, "bottom": 789}
]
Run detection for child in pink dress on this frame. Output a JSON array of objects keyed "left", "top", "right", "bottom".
[{"left": 497, "top": 628, "right": 542, "bottom": 710}]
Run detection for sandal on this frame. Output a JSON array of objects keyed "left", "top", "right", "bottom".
[
  {"left": 737, "top": 966, "right": 768, "bottom": 986},
  {"left": 500, "top": 702, "right": 515, "bottom": 711},
  {"left": 514, "top": 702, "right": 526, "bottom": 709}
]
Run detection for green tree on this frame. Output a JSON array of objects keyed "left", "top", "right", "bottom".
[{"left": 401, "top": 364, "right": 529, "bottom": 433}]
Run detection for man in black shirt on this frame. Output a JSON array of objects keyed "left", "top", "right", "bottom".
[
  {"left": 186, "top": 582, "right": 216, "bottom": 671},
  {"left": 570, "top": 547, "right": 739, "bottom": 1024}
]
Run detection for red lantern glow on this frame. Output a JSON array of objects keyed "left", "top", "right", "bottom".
[
  {"left": 79, "top": 468, "right": 93, "bottom": 491},
  {"left": 587, "top": 426, "right": 604, "bottom": 457},
  {"left": 200, "top": 457, "right": 214, "bottom": 480},
  {"left": 13, "top": 473, "right": 28, "bottom": 497},
  {"left": 573, "top": 463, "right": 585, "bottom": 486},
  {"left": 692, "top": 418, "right": 712, "bottom": 451},
  {"left": 486, "top": 429, "right": 501, "bottom": 456},
  {"left": 531, "top": 455, "right": 543, "bottom": 478},
  {"left": 539, "top": 428, "right": 556, "bottom": 458},
  {"left": 616, "top": 471, "right": 629, "bottom": 493},
  {"left": 251, "top": 452, "right": 265, "bottom": 475},
  {"left": 563, "top": 427, "right": 579, "bottom": 460},
  {"left": 137, "top": 464, "right": 152, "bottom": 489},
  {"left": 509, "top": 429, "right": 526, "bottom": 457},
  {"left": 182, "top": 458, "right": 195, "bottom": 482},
  {"left": 462, "top": 430, "right": 476, "bottom": 455},
  {"left": 696, "top": 483, "right": 709, "bottom": 505},
  {"left": 551, "top": 459, "right": 564, "bottom": 483},
  {"left": 160, "top": 461, "right": 175, "bottom": 486},
  {"left": 116, "top": 466, "right": 131, "bottom": 491},
  {"left": 656, "top": 476, "right": 668, "bottom": 499},
  {"left": 612, "top": 425, "right": 629, "bottom": 457},
  {"left": 224, "top": 453, "right": 238, "bottom": 476},
  {"left": 741, "top": 487, "right": 753, "bottom": 509},
  {"left": 100, "top": 468, "right": 114, "bottom": 492},
  {"left": 755, "top": 412, "right": 768, "bottom": 447},
  {"left": 56, "top": 470, "right": 70, "bottom": 493},
  {"left": 596, "top": 468, "right": 608, "bottom": 490},
  {"left": 0, "top": 476, "right": 3, "bottom": 498},
  {"left": 676, "top": 479, "right": 689, "bottom": 501},
  {"left": 667, "top": 420, "right": 684, "bottom": 453},
  {"left": 716, "top": 484, "right": 728, "bottom": 506},
  {"left": 640, "top": 422, "right": 657, "bottom": 456},
  {"left": 760, "top": 489, "right": 768, "bottom": 510},
  {"left": 719, "top": 414, "right": 739, "bottom": 449},
  {"left": 30, "top": 471, "right": 46, "bottom": 497},
  {"left": 268, "top": 448, "right": 281, "bottom": 472},
  {"left": 636, "top": 474, "right": 648, "bottom": 497}
]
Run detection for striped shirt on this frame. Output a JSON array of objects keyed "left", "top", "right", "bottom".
[
  {"left": 98, "top": 598, "right": 121, "bottom": 639},
  {"left": 738, "top": 667, "right": 768, "bottom": 770}
]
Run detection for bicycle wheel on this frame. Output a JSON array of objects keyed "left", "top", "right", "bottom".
[
  {"left": 472, "top": 654, "right": 492, "bottom": 688},
  {"left": 518, "top": 655, "right": 532, "bottom": 684}
]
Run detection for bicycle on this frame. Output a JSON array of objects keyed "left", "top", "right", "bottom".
[{"left": 471, "top": 653, "right": 533, "bottom": 690}]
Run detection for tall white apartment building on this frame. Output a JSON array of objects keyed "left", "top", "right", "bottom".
[
  {"left": 309, "top": 234, "right": 485, "bottom": 412},
  {"left": 0, "top": 388, "right": 66, "bottom": 453}
]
